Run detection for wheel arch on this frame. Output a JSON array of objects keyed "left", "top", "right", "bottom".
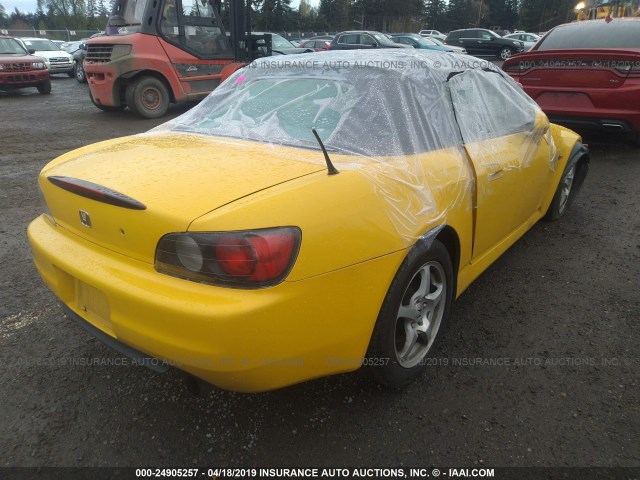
[
  {"left": 412, "top": 224, "right": 460, "bottom": 296},
  {"left": 560, "top": 140, "right": 590, "bottom": 197},
  {"left": 115, "top": 69, "right": 177, "bottom": 105},
  {"left": 571, "top": 145, "right": 590, "bottom": 194}
]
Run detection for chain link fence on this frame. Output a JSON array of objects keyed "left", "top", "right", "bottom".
[
  {"left": 0, "top": 28, "right": 102, "bottom": 41},
  {"left": 1, "top": 28, "right": 347, "bottom": 43}
]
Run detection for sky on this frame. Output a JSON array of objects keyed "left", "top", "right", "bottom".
[
  {"left": 2, "top": 0, "right": 39, "bottom": 14},
  {"left": 1, "top": 0, "right": 319, "bottom": 14}
]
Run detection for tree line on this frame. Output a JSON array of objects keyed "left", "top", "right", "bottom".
[
  {"left": 0, "top": 0, "right": 110, "bottom": 32},
  {"left": 0, "top": 0, "right": 582, "bottom": 37}
]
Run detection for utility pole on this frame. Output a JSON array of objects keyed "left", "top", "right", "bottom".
[{"left": 476, "top": 0, "right": 484, "bottom": 28}]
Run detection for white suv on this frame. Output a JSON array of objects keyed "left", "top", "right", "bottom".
[
  {"left": 418, "top": 30, "right": 447, "bottom": 41},
  {"left": 17, "top": 38, "right": 74, "bottom": 76}
]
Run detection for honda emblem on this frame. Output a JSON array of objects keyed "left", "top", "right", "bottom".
[{"left": 79, "top": 210, "right": 92, "bottom": 228}]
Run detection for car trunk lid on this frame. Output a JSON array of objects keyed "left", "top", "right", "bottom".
[
  {"left": 40, "top": 133, "right": 325, "bottom": 264},
  {"left": 506, "top": 49, "right": 640, "bottom": 89}
]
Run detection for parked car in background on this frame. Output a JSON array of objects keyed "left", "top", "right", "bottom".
[
  {"left": 419, "top": 29, "right": 447, "bottom": 42},
  {"left": 503, "top": 32, "right": 541, "bottom": 51},
  {"left": 61, "top": 39, "right": 88, "bottom": 54},
  {"left": 253, "top": 33, "right": 314, "bottom": 55},
  {"left": 329, "top": 31, "right": 412, "bottom": 50},
  {"left": 17, "top": 37, "right": 74, "bottom": 76},
  {"left": 427, "top": 37, "right": 467, "bottom": 54},
  {"left": 445, "top": 28, "right": 524, "bottom": 59},
  {"left": 391, "top": 33, "right": 455, "bottom": 52},
  {"left": 503, "top": 18, "right": 640, "bottom": 146},
  {"left": 308, "top": 35, "right": 334, "bottom": 41},
  {"left": 299, "top": 39, "right": 331, "bottom": 51},
  {"left": 51, "top": 40, "right": 66, "bottom": 48},
  {"left": 0, "top": 35, "right": 50, "bottom": 94},
  {"left": 72, "top": 42, "right": 87, "bottom": 83},
  {"left": 29, "top": 50, "right": 588, "bottom": 392}
]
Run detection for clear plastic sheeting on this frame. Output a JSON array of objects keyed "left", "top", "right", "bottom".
[
  {"left": 149, "top": 50, "right": 556, "bottom": 241},
  {"left": 447, "top": 68, "right": 556, "bottom": 171}
]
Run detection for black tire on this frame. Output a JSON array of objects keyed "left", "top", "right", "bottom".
[
  {"left": 498, "top": 47, "right": 513, "bottom": 60},
  {"left": 67, "top": 69, "right": 74, "bottom": 78},
  {"left": 366, "top": 239, "right": 454, "bottom": 388},
  {"left": 74, "top": 62, "right": 86, "bottom": 83},
  {"left": 89, "top": 90, "right": 125, "bottom": 112},
  {"left": 544, "top": 161, "right": 578, "bottom": 221},
  {"left": 37, "top": 80, "right": 51, "bottom": 95},
  {"left": 125, "top": 76, "right": 170, "bottom": 119}
]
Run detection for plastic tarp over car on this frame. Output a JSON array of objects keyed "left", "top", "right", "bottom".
[{"left": 149, "top": 50, "right": 556, "bottom": 242}]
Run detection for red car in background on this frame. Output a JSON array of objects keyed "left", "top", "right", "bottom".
[
  {"left": 0, "top": 35, "right": 50, "bottom": 94},
  {"left": 298, "top": 39, "right": 332, "bottom": 51},
  {"left": 503, "top": 19, "right": 640, "bottom": 146}
]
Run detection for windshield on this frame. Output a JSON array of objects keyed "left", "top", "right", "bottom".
[
  {"left": 536, "top": 20, "right": 640, "bottom": 50},
  {"left": 271, "top": 34, "right": 294, "bottom": 49},
  {"left": 422, "top": 37, "right": 440, "bottom": 46},
  {"left": 409, "top": 37, "right": 436, "bottom": 48},
  {"left": 0, "top": 38, "right": 28, "bottom": 54},
  {"left": 21, "top": 39, "right": 59, "bottom": 51},
  {"left": 373, "top": 33, "right": 396, "bottom": 47}
]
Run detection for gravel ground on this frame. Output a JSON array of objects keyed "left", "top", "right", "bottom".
[{"left": 1, "top": 76, "right": 639, "bottom": 470}]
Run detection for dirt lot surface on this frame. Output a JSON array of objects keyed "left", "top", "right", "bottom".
[{"left": 1, "top": 77, "right": 639, "bottom": 470}]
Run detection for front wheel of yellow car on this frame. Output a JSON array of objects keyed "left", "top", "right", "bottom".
[{"left": 366, "top": 240, "right": 453, "bottom": 388}]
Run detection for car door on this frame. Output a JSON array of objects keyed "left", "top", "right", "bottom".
[
  {"left": 336, "top": 33, "right": 362, "bottom": 50},
  {"left": 447, "top": 69, "right": 555, "bottom": 259},
  {"left": 359, "top": 33, "right": 378, "bottom": 49},
  {"left": 476, "top": 30, "right": 497, "bottom": 56},
  {"left": 524, "top": 34, "right": 538, "bottom": 49},
  {"left": 458, "top": 30, "right": 480, "bottom": 55}
]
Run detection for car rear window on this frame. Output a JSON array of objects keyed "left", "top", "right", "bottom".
[
  {"left": 157, "top": 57, "right": 463, "bottom": 156},
  {"left": 535, "top": 20, "right": 640, "bottom": 50}
]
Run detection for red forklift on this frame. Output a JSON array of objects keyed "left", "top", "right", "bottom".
[{"left": 84, "top": 0, "right": 268, "bottom": 118}]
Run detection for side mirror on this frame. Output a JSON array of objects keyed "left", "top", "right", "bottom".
[
  {"left": 80, "top": 43, "right": 86, "bottom": 50},
  {"left": 28, "top": 48, "right": 36, "bottom": 54}
]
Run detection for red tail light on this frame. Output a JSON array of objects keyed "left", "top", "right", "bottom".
[
  {"left": 215, "top": 236, "right": 256, "bottom": 277},
  {"left": 156, "top": 227, "right": 301, "bottom": 288}
]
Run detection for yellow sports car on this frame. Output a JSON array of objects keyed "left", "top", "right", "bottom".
[{"left": 28, "top": 50, "right": 589, "bottom": 392}]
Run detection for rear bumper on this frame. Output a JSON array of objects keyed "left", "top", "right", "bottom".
[
  {"left": 546, "top": 115, "right": 636, "bottom": 134},
  {"left": 518, "top": 84, "right": 640, "bottom": 133},
  {"left": 28, "top": 215, "right": 402, "bottom": 392},
  {"left": 64, "top": 305, "right": 170, "bottom": 373}
]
